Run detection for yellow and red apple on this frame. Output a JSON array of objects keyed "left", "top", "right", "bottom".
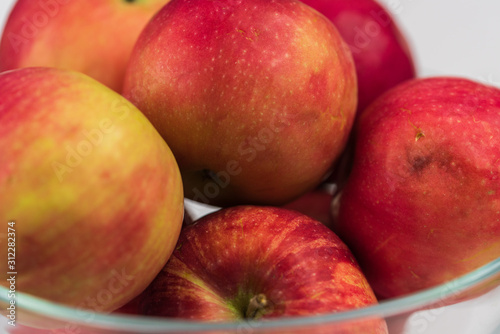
[
  {"left": 0, "top": 67, "right": 184, "bottom": 312},
  {"left": 123, "top": 0, "right": 358, "bottom": 207},
  {"left": 0, "top": 0, "right": 169, "bottom": 92}
]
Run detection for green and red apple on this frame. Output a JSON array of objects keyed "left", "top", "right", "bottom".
[
  {"left": 135, "top": 206, "right": 388, "bottom": 333},
  {"left": 334, "top": 77, "right": 500, "bottom": 299},
  {"left": 0, "top": 0, "right": 169, "bottom": 92},
  {"left": 123, "top": 0, "right": 358, "bottom": 207},
  {"left": 0, "top": 67, "right": 184, "bottom": 312}
]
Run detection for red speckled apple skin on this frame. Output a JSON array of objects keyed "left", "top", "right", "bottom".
[{"left": 335, "top": 77, "right": 500, "bottom": 299}]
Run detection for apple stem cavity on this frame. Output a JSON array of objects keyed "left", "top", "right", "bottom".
[{"left": 245, "top": 293, "right": 270, "bottom": 320}]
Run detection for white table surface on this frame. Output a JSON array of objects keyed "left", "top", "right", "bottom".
[{"left": 1, "top": 1, "right": 499, "bottom": 333}]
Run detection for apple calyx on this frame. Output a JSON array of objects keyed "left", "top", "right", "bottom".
[
  {"left": 202, "top": 169, "right": 219, "bottom": 183},
  {"left": 245, "top": 293, "right": 270, "bottom": 320}
]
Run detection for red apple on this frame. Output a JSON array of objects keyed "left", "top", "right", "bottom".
[
  {"left": 282, "top": 185, "right": 335, "bottom": 229},
  {"left": 301, "top": 0, "right": 416, "bottom": 190},
  {"left": 123, "top": 0, "right": 357, "bottom": 207},
  {"left": 334, "top": 77, "right": 500, "bottom": 299},
  {"left": 135, "top": 206, "right": 387, "bottom": 333},
  {"left": 0, "top": 0, "right": 169, "bottom": 92},
  {"left": 300, "top": 0, "right": 416, "bottom": 114},
  {"left": 113, "top": 295, "right": 142, "bottom": 315},
  {"left": 0, "top": 67, "right": 184, "bottom": 312}
]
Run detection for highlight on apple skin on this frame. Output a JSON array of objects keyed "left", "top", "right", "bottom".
[
  {"left": 123, "top": 0, "right": 358, "bottom": 207},
  {"left": 0, "top": 67, "right": 184, "bottom": 312},
  {"left": 333, "top": 77, "right": 500, "bottom": 299},
  {"left": 0, "top": 0, "right": 170, "bottom": 92},
  {"left": 133, "top": 206, "right": 388, "bottom": 333}
]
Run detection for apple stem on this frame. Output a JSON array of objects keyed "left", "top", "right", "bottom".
[{"left": 245, "top": 293, "right": 270, "bottom": 319}]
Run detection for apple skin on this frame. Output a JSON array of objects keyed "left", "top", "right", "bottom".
[
  {"left": 0, "top": 0, "right": 169, "bottom": 92},
  {"left": 135, "top": 206, "right": 387, "bottom": 333},
  {"left": 113, "top": 295, "right": 142, "bottom": 315},
  {"left": 333, "top": 77, "right": 500, "bottom": 299},
  {"left": 282, "top": 186, "right": 335, "bottom": 229},
  {"left": 301, "top": 0, "right": 416, "bottom": 190},
  {"left": 0, "top": 67, "right": 184, "bottom": 312},
  {"left": 300, "top": 0, "right": 416, "bottom": 115},
  {"left": 123, "top": 0, "right": 358, "bottom": 207}
]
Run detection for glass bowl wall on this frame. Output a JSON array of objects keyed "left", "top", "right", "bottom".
[{"left": 1, "top": 256, "right": 500, "bottom": 334}]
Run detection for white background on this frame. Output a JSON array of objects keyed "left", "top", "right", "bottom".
[
  {"left": 1, "top": 0, "right": 500, "bottom": 333},
  {"left": 1, "top": 0, "right": 500, "bottom": 86}
]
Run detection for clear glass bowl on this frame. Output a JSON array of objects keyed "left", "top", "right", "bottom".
[
  {"left": 2, "top": 0, "right": 500, "bottom": 333},
  {"left": 1, "top": 256, "right": 500, "bottom": 334}
]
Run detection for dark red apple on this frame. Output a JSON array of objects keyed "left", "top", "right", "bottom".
[
  {"left": 135, "top": 206, "right": 388, "bottom": 333},
  {"left": 334, "top": 77, "right": 500, "bottom": 299},
  {"left": 113, "top": 295, "right": 142, "bottom": 315},
  {"left": 282, "top": 185, "right": 335, "bottom": 229},
  {"left": 301, "top": 0, "right": 416, "bottom": 114}
]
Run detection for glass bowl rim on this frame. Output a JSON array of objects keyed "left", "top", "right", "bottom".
[{"left": 2, "top": 257, "right": 500, "bottom": 332}]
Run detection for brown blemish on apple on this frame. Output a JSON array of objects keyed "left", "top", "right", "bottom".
[
  {"left": 410, "top": 155, "right": 433, "bottom": 174},
  {"left": 407, "top": 119, "right": 425, "bottom": 141},
  {"left": 404, "top": 141, "right": 461, "bottom": 178}
]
